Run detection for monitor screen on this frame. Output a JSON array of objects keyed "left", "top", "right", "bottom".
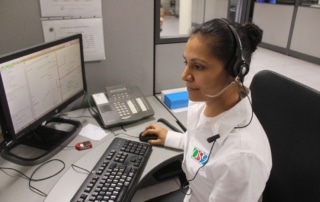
[{"left": 0, "top": 34, "right": 86, "bottom": 164}]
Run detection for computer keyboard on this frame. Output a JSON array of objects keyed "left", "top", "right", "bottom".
[{"left": 71, "top": 137, "right": 152, "bottom": 202}]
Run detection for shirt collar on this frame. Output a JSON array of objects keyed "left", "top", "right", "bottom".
[
  {"left": 212, "top": 95, "right": 252, "bottom": 144},
  {"left": 187, "top": 92, "right": 252, "bottom": 144}
]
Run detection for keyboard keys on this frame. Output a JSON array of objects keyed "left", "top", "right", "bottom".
[{"left": 72, "top": 138, "right": 152, "bottom": 202}]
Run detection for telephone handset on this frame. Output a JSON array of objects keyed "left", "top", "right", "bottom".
[{"left": 92, "top": 85, "right": 154, "bottom": 128}]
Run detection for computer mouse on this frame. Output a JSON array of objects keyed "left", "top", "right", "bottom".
[{"left": 139, "top": 132, "right": 158, "bottom": 142}]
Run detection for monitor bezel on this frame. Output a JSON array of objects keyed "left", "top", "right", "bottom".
[{"left": 0, "top": 34, "right": 87, "bottom": 145}]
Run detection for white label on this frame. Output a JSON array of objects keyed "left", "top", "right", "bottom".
[
  {"left": 136, "top": 98, "right": 147, "bottom": 111},
  {"left": 92, "top": 93, "right": 109, "bottom": 105}
]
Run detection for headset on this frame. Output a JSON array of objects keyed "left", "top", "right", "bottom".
[
  {"left": 219, "top": 18, "right": 249, "bottom": 81},
  {"left": 218, "top": 19, "right": 253, "bottom": 128}
]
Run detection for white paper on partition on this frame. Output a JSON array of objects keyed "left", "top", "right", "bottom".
[
  {"left": 42, "top": 18, "right": 106, "bottom": 62},
  {"left": 40, "top": 0, "right": 102, "bottom": 18}
]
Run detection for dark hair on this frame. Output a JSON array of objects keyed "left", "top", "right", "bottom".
[{"left": 190, "top": 18, "right": 263, "bottom": 73}]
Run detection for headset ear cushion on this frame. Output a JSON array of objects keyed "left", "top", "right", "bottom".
[
  {"left": 226, "top": 57, "right": 237, "bottom": 77},
  {"left": 232, "top": 58, "right": 241, "bottom": 77},
  {"left": 231, "top": 57, "right": 249, "bottom": 78},
  {"left": 243, "top": 64, "right": 249, "bottom": 76},
  {"left": 239, "top": 63, "right": 249, "bottom": 76},
  {"left": 235, "top": 62, "right": 249, "bottom": 81}
]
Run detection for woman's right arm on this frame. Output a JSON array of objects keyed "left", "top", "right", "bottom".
[{"left": 141, "top": 124, "right": 185, "bottom": 150}]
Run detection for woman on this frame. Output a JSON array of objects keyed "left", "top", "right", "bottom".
[{"left": 141, "top": 18, "right": 272, "bottom": 202}]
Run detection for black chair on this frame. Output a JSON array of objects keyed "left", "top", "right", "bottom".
[{"left": 250, "top": 70, "right": 320, "bottom": 202}]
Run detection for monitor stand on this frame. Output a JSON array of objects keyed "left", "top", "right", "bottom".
[{"left": 1, "top": 117, "right": 82, "bottom": 166}]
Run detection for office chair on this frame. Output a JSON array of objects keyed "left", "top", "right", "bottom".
[{"left": 250, "top": 70, "right": 320, "bottom": 202}]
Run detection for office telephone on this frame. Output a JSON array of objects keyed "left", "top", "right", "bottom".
[{"left": 91, "top": 85, "right": 154, "bottom": 128}]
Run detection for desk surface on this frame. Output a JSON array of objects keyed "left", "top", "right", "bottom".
[{"left": 0, "top": 96, "right": 183, "bottom": 202}]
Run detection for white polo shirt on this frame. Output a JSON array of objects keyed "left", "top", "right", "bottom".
[{"left": 165, "top": 95, "right": 272, "bottom": 202}]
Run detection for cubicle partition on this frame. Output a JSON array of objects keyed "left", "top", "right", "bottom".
[
  {"left": 290, "top": 6, "right": 320, "bottom": 64},
  {"left": 252, "top": 2, "right": 320, "bottom": 65},
  {"left": 252, "top": 3, "right": 294, "bottom": 51},
  {"left": 155, "top": 43, "right": 186, "bottom": 93}
]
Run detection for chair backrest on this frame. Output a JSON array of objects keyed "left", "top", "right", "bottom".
[{"left": 250, "top": 70, "right": 320, "bottom": 202}]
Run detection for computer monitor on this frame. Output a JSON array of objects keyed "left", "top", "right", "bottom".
[{"left": 0, "top": 34, "right": 86, "bottom": 165}]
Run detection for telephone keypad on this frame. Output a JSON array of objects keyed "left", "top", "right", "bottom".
[
  {"left": 112, "top": 92, "right": 132, "bottom": 118},
  {"left": 114, "top": 101, "right": 131, "bottom": 118}
]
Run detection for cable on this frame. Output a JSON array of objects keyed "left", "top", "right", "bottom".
[
  {"left": 179, "top": 137, "right": 219, "bottom": 196},
  {"left": 120, "top": 125, "right": 127, "bottom": 132},
  {"left": 188, "top": 138, "right": 217, "bottom": 182},
  {"left": 235, "top": 83, "right": 253, "bottom": 129},
  {"left": 0, "top": 167, "right": 30, "bottom": 180},
  {"left": 179, "top": 83, "right": 252, "bottom": 196},
  {"left": 157, "top": 118, "right": 183, "bottom": 133},
  {"left": 87, "top": 93, "right": 98, "bottom": 114},
  {"left": 86, "top": 103, "right": 106, "bottom": 129},
  {"left": 154, "top": 96, "right": 187, "bottom": 132},
  {"left": 71, "top": 164, "right": 90, "bottom": 174},
  {"left": 113, "top": 132, "right": 139, "bottom": 139},
  {"left": 0, "top": 159, "right": 65, "bottom": 197},
  {"left": 29, "top": 159, "right": 65, "bottom": 197}
]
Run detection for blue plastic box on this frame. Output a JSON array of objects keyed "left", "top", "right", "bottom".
[{"left": 164, "top": 91, "right": 188, "bottom": 109}]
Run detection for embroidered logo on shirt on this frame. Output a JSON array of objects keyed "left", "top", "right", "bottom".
[{"left": 191, "top": 147, "right": 208, "bottom": 166}]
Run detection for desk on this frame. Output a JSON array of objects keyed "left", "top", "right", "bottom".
[{"left": 0, "top": 96, "right": 183, "bottom": 202}]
